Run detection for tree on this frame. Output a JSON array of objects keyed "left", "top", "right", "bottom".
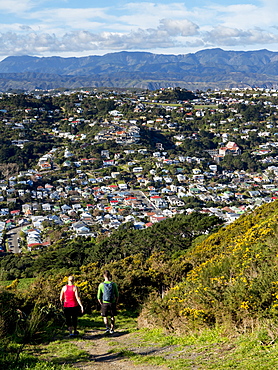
[{"left": 0, "top": 163, "right": 19, "bottom": 180}]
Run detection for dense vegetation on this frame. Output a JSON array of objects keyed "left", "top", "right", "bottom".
[
  {"left": 0, "top": 212, "right": 222, "bottom": 279},
  {"left": 2, "top": 201, "right": 278, "bottom": 369},
  {"left": 151, "top": 88, "right": 197, "bottom": 102},
  {"left": 0, "top": 211, "right": 221, "bottom": 369},
  {"left": 142, "top": 200, "right": 278, "bottom": 333}
]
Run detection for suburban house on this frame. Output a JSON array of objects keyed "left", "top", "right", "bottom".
[{"left": 219, "top": 141, "right": 241, "bottom": 156}]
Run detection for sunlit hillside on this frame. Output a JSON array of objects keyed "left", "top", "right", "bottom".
[{"left": 140, "top": 200, "right": 278, "bottom": 333}]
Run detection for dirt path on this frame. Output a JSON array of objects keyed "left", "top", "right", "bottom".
[{"left": 72, "top": 329, "right": 168, "bottom": 370}]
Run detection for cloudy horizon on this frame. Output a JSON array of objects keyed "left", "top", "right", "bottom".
[{"left": 0, "top": 0, "right": 278, "bottom": 59}]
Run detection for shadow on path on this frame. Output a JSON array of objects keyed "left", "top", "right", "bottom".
[{"left": 82, "top": 329, "right": 130, "bottom": 341}]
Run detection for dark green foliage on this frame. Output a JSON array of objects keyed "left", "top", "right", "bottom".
[
  {"left": 140, "top": 200, "right": 278, "bottom": 332},
  {"left": 95, "top": 99, "right": 115, "bottom": 114},
  {"left": 221, "top": 152, "right": 260, "bottom": 172},
  {"left": 0, "top": 283, "right": 67, "bottom": 370},
  {"left": 182, "top": 196, "right": 204, "bottom": 210},
  {"left": 0, "top": 93, "right": 59, "bottom": 111},
  {"left": 139, "top": 126, "right": 175, "bottom": 150},
  {"left": 0, "top": 212, "right": 222, "bottom": 279},
  {"left": 0, "top": 254, "right": 34, "bottom": 280},
  {"left": 0, "top": 289, "right": 19, "bottom": 338},
  {"left": 155, "top": 88, "right": 196, "bottom": 102},
  {"left": 85, "top": 212, "right": 222, "bottom": 265},
  {"left": 31, "top": 242, "right": 89, "bottom": 277}
]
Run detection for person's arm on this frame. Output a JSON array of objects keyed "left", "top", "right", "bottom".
[
  {"left": 114, "top": 283, "right": 119, "bottom": 304},
  {"left": 60, "top": 286, "right": 65, "bottom": 305},
  {"left": 97, "top": 283, "right": 103, "bottom": 305},
  {"left": 74, "top": 287, "right": 84, "bottom": 313}
]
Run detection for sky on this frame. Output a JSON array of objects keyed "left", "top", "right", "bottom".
[{"left": 0, "top": 0, "right": 278, "bottom": 59}]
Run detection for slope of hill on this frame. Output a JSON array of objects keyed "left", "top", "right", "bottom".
[
  {"left": 140, "top": 200, "right": 278, "bottom": 332},
  {"left": 1, "top": 49, "right": 278, "bottom": 90},
  {"left": 2, "top": 201, "right": 278, "bottom": 369}
]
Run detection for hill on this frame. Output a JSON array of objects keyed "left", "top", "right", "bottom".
[
  {"left": 1, "top": 49, "right": 278, "bottom": 90},
  {"left": 2, "top": 201, "right": 278, "bottom": 369},
  {"left": 140, "top": 200, "right": 278, "bottom": 333}
]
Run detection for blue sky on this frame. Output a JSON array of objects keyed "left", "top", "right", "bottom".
[{"left": 0, "top": 0, "right": 277, "bottom": 59}]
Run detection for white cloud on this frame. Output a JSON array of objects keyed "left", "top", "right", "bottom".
[
  {"left": 1, "top": 1, "right": 278, "bottom": 57},
  {"left": 23, "top": 7, "right": 111, "bottom": 35},
  {"left": 0, "top": 23, "right": 34, "bottom": 33},
  {"left": 0, "top": 0, "right": 36, "bottom": 13},
  {"left": 119, "top": 3, "right": 197, "bottom": 30},
  {"left": 0, "top": 29, "right": 173, "bottom": 55},
  {"left": 124, "top": 2, "right": 191, "bottom": 18},
  {"left": 209, "top": 3, "right": 278, "bottom": 30},
  {"left": 204, "top": 26, "right": 278, "bottom": 46},
  {"left": 158, "top": 19, "right": 199, "bottom": 36},
  {"left": 1, "top": 21, "right": 278, "bottom": 57}
]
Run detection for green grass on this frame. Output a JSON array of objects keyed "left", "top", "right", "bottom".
[
  {"left": 117, "top": 350, "right": 169, "bottom": 366},
  {"left": 31, "top": 309, "right": 138, "bottom": 368},
  {"left": 35, "top": 340, "right": 89, "bottom": 364},
  {"left": 114, "top": 308, "right": 139, "bottom": 331},
  {"left": 14, "top": 356, "right": 74, "bottom": 370},
  {"left": 107, "top": 325, "right": 278, "bottom": 369},
  {"left": 0, "top": 343, "right": 74, "bottom": 370},
  {"left": 194, "top": 104, "right": 217, "bottom": 109},
  {"left": 144, "top": 101, "right": 182, "bottom": 107},
  {"left": 78, "top": 308, "right": 138, "bottom": 332},
  {"left": 5, "top": 310, "right": 278, "bottom": 369},
  {"left": 137, "top": 326, "right": 228, "bottom": 347},
  {"left": 0, "top": 278, "right": 36, "bottom": 290}
]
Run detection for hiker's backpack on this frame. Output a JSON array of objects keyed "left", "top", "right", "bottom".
[{"left": 103, "top": 282, "right": 114, "bottom": 302}]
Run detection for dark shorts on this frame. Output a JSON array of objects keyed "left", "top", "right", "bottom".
[{"left": 101, "top": 303, "right": 117, "bottom": 317}]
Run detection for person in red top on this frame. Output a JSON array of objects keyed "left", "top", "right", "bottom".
[{"left": 60, "top": 275, "right": 84, "bottom": 336}]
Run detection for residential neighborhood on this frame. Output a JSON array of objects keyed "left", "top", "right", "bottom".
[{"left": 1, "top": 86, "right": 278, "bottom": 252}]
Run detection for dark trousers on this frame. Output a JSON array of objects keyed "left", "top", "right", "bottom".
[{"left": 64, "top": 306, "right": 79, "bottom": 328}]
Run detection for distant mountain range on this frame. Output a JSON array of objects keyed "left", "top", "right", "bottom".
[{"left": 1, "top": 48, "right": 278, "bottom": 91}]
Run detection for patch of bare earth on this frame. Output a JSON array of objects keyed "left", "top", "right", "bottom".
[{"left": 72, "top": 329, "right": 168, "bottom": 370}]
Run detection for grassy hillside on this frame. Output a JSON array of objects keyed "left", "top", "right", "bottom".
[{"left": 140, "top": 200, "right": 278, "bottom": 333}]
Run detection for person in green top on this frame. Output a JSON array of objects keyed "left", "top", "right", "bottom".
[{"left": 97, "top": 270, "right": 119, "bottom": 334}]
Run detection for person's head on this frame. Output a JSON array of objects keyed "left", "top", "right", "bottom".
[
  {"left": 103, "top": 270, "right": 112, "bottom": 280},
  {"left": 67, "top": 275, "right": 75, "bottom": 284}
]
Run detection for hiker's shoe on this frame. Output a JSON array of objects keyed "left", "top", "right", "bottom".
[
  {"left": 73, "top": 331, "right": 79, "bottom": 336},
  {"left": 110, "top": 329, "right": 114, "bottom": 334},
  {"left": 105, "top": 327, "right": 110, "bottom": 333},
  {"left": 69, "top": 333, "right": 74, "bottom": 337}
]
